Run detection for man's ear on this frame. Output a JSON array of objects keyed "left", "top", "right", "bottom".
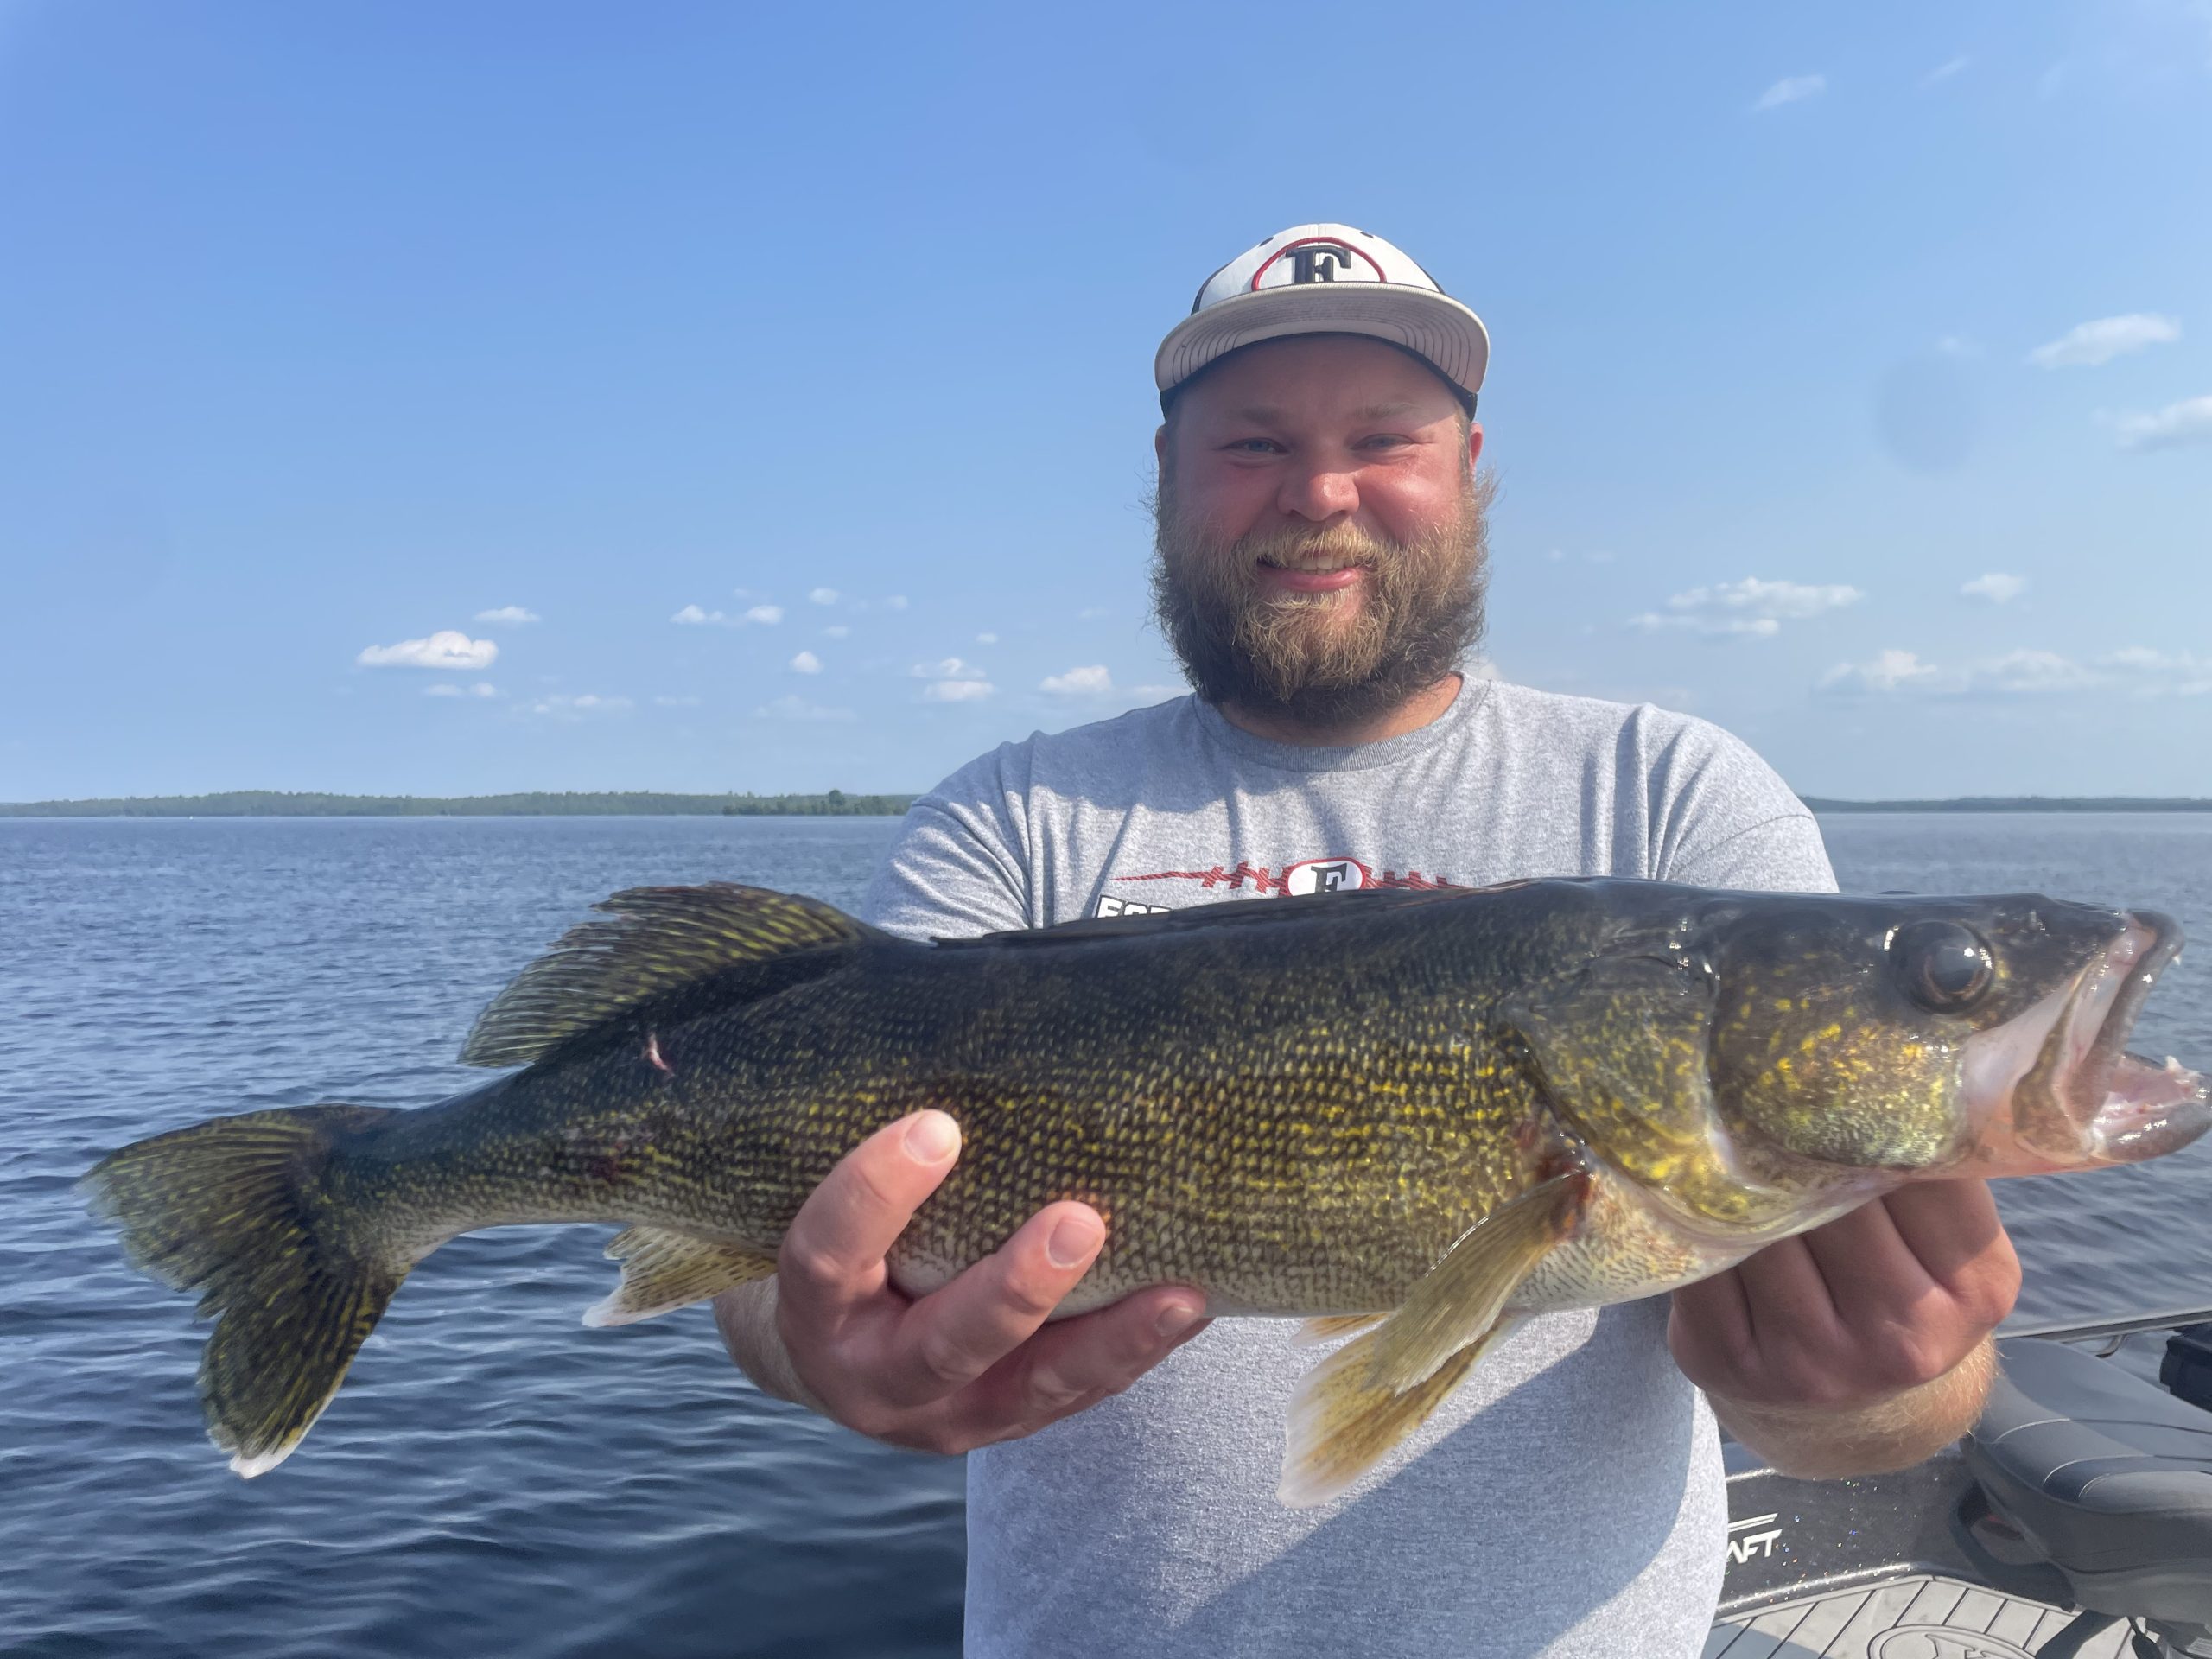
[
  {"left": 1465, "top": 421, "right": 1485, "bottom": 472},
  {"left": 1154, "top": 424, "right": 1168, "bottom": 468}
]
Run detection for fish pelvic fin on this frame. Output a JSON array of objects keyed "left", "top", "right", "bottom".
[
  {"left": 1279, "top": 1317, "right": 1523, "bottom": 1510},
  {"left": 461, "top": 884, "right": 883, "bottom": 1069},
  {"left": 1276, "top": 1173, "right": 1586, "bottom": 1509},
  {"left": 582, "top": 1226, "right": 777, "bottom": 1327},
  {"left": 79, "top": 1104, "right": 410, "bottom": 1478}
]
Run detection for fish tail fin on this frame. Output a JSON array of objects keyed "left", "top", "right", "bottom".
[{"left": 80, "top": 1103, "right": 410, "bottom": 1478}]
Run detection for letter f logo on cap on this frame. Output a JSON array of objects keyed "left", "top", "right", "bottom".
[{"left": 1155, "top": 223, "right": 1489, "bottom": 414}]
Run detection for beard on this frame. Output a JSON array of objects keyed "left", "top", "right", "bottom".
[{"left": 1150, "top": 472, "right": 1491, "bottom": 728}]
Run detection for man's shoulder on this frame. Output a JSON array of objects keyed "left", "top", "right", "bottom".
[{"left": 1478, "top": 678, "right": 1761, "bottom": 774}]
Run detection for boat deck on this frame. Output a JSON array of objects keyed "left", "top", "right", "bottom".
[{"left": 1707, "top": 1572, "right": 2129, "bottom": 1659}]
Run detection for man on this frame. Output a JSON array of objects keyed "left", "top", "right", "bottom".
[{"left": 716, "top": 225, "right": 2020, "bottom": 1656}]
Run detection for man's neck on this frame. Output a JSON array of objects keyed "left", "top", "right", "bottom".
[{"left": 1217, "top": 673, "right": 1465, "bottom": 748}]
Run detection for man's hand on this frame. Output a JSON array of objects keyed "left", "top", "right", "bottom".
[
  {"left": 713, "top": 1109, "right": 1210, "bottom": 1455},
  {"left": 1668, "top": 1180, "right": 2020, "bottom": 1478}
]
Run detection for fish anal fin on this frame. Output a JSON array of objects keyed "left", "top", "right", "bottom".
[
  {"left": 1279, "top": 1316, "right": 1524, "bottom": 1509},
  {"left": 462, "top": 884, "right": 882, "bottom": 1069},
  {"left": 582, "top": 1226, "right": 776, "bottom": 1328},
  {"left": 1367, "top": 1171, "right": 1587, "bottom": 1395},
  {"left": 1294, "top": 1313, "right": 1388, "bottom": 1348}
]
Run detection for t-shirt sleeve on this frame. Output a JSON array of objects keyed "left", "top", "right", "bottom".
[
  {"left": 1653, "top": 726, "right": 1838, "bottom": 897},
  {"left": 861, "top": 755, "right": 1033, "bottom": 941}
]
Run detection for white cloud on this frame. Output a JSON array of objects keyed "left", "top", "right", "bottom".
[
  {"left": 823, "top": 624, "right": 851, "bottom": 639},
  {"left": 675, "top": 601, "right": 785, "bottom": 626},
  {"left": 423, "top": 681, "right": 499, "bottom": 699},
  {"left": 912, "top": 656, "right": 986, "bottom": 680},
  {"left": 755, "top": 694, "right": 855, "bottom": 721},
  {"left": 2113, "top": 395, "right": 2212, "bottom": 452},
  {"left": 886, "top": 594, "right": 908, "bottom": 611},
  {"left": 976, "top": 632, "right": 999, "bottom": 645},
  {"left": 1753, "top": 74, "right": 1825, "bottom": 111},
  {"left": 527, "top": 693, "right": 632, "bottom": 717},
  {"left": 809, "top": 588, "right": 840, "bottom": 605},
  {"left": 1821, "top": 647, "right": 2109, "bottom": 697},
  {"left": 1924, "top": 54, "right": 1970, "bottom": 84},
  {"left": 1040, "top": 664, "right": 1114, "bottom": 696},
  {"left": 790, "top": 650, "right": 823, "bottom": 674},
  {"left": 1078, "top": 607, "right": 1110, "bottom": 620},
  {"left": 473, "top": 605, "right": 540, "bottom": 626},
  {"left": 923, "top": 678, "right": 995, "bottom": 702},
  {"left": 1971, "top": 649, "right": 2101, "bottom": 693},
  {"left": 1961, "top": 573, "right": 2028, "bottom": 604},
  {"left": 2028, "top": 314, "right": 2181, "bottom": 368},
  {"left": 653, "top": 694, "right": 702, "bottom": 708},
  {"left": 1127, "top": 683, "right": 1184, "bottom": 702},
  {"left": 358, "top": 630, "right": 499, "bottom": 670},
  {"left": 2107, "top": 647, "right": 2212, "bottom": 696},
  {"left": 1821, "top": 649, "right": 1942, "bottom": 694},
  {"left": 1631, "top": 576, "right": 1863, "bottom": 638}
]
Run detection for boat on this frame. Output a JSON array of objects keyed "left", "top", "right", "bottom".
[{"left": 1712, "top": 1306, "right": 2212, "bottom": 1658}]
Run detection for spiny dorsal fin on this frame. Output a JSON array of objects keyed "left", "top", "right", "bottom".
[{"left": 461, "top": 883, "right": 880, "bottom": 1068}]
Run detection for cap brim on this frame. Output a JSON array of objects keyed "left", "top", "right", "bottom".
[{"left": 1155, "top": 286, "right": 1489, "bottom": 403}]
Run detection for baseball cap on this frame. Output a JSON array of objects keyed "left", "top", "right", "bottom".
[{"left": 1154, "top": 224, "right": 1490, "bottom": 416}]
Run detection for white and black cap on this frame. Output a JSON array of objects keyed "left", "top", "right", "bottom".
[{"left": 1155, "top": 224, "right": 1489, "bottom": 415}]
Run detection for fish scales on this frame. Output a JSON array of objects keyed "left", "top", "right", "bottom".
[{"left": 83, "top": 877, "right": 2212, "bottom": 1500}]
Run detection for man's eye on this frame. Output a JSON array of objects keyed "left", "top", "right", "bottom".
[{"left": 1228, "top": 439, "right": 1281, "bottom": 454}]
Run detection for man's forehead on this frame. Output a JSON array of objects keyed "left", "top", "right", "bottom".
[{"left": 1176, "top": 336, "right": 1463, "bottom": 423}]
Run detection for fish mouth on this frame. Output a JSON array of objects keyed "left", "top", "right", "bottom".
[{"left": 1965, "top": 911, "right": 2212, "bottom": 1170}]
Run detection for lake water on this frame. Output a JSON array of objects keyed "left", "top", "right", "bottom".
[{"left": 3, "top": 813, "right": 2209, "bottom": 1656}]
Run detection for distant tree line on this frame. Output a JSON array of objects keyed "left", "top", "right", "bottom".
[
  {"left": 0, "top": 790, "right": 918, "bottom": 818},
  {"left": 1802, "top": 796, "right": 2212, "bottom": 813}
]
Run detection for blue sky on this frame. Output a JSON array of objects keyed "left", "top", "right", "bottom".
[{"left": 3, "top": 0, "right": 2208, "bottom": 801}]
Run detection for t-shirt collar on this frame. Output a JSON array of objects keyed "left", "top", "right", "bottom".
[{"left": 1190, "top": 673, "right": 1490, "bottom": 774}]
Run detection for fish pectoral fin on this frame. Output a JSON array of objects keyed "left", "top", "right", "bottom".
[
  {"left": 1276, "top": 1174, "right": 1586, "bottom": 1509},
  {"left": 1293, "top": 1313, "right": 1387, "bottom": 1348},
  {"left": 1279, "top": 1316, "right": 1524, "bottom": 1509},
  {"left": 582, "top": 1227, "right": 777, "bottom": 1328},
  {"left": 1367, "top": 1171, "right": 1588, "bottom": 1394}
]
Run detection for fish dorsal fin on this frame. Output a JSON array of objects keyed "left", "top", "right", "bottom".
[
  {"left": 939, "top": 886, "right": 1469, "bottom": 950},
  {"left": 461, "top": 883, "right": 879, "bottom": 1068}
]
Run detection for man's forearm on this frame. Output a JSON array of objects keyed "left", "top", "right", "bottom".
[
  {"left": 711, "top": 1279, "right": 826, "bottom": 1412},
  {"left": 1707, "top": 1335, "right": 1997, "bottom": 1479}
]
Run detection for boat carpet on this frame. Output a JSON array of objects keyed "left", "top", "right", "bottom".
[{"left": 1705, "top": 1571, "right": 2126, "bottom": 1658}]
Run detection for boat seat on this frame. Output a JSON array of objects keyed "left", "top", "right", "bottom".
[{"left": 1965, "top": 1335, "right": 2212, "bottom": 1636}]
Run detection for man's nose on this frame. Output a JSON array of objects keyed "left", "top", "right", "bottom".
[{"left": 1274, "top": 460, "right": 1358, "bottom": 522}]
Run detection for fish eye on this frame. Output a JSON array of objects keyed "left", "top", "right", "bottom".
[{"left": 1891, "top": 920, "right": 1994, "bottom": 1012}]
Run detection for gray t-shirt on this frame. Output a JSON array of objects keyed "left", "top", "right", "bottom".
[{"left": 861, "top": 678, "right": 1836, "bottom": 1659}]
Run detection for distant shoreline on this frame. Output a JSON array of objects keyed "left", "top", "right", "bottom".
[
  {"left": 1800, "top": 797, "right": 2212, "bottom": 814},
  {"left": 0, "top": 791, "right": 918, "bottom": 818},
  {"left": 3, "top": 790, "right": 2210, "bottom": 818}
]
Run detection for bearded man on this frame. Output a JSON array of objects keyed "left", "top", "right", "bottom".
[{"left": 715, "top": 226, "right": 2020, "bottom": 1657}]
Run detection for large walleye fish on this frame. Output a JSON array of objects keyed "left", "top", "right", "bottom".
[{"left": 86, "top": 879, "right": 2210, "bottom": 1503}]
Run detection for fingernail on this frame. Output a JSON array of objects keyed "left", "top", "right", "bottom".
[
  {"left": 1046, "top": 1214, "right": 1102, "bottom": 1269},
  {"left": 904, "top": 1111, "right": 959, "bottom": 1165},
  {"left": 1154, "top": 1300, "right": 1202, "bottom": 1340}
]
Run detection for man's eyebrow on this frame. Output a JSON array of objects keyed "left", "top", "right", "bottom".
[{"left": 1226, "top": 401, "right": 1424, "bottom": 424}]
